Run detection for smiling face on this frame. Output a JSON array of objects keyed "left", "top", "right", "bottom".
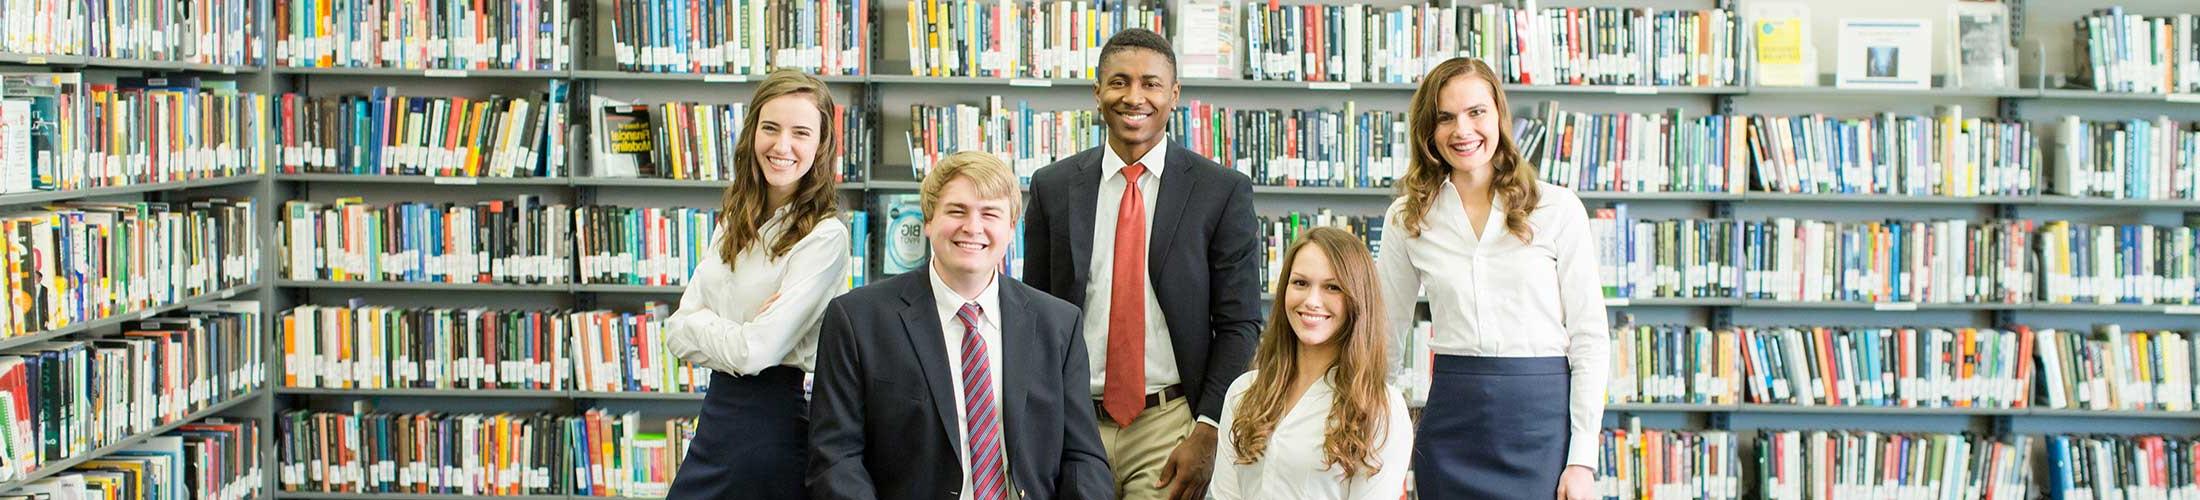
[
  {"left": 923, "top": 177, "right": 1015, "bottom": 281},
  {"left": 1431, "top": 74, "right": 1503, "bottom": 175},
  {"left": 752, "top": 93, "right": 824, "bottom": 194},
  {"left": 1094, "top": 48, "right": 1179, "bottom": 160},
  {"left": 1282, "top": 244, "right": 1349, "bottom": 347}
]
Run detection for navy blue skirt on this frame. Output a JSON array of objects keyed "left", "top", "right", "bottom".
[
  {"left": 666, "top": 366, "right": 808, "bottom": 500},
  {"left": 1413, "top": 355, "right": 1571, "bottom": 500}
]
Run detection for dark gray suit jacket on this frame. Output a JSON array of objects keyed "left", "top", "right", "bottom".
[
  {"left": 1021, "top": 142, "right": 1264, "bottom": 422},
  {"left": 807, "top": 271, "right": 1113, "bottom": 500}
]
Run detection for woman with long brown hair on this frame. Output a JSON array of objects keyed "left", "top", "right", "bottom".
[
  {"left": 1210, "top": 227, "right": 1411, "bottom": 499},
  {"left": 1376, "top": 57, "right": 1610, "bottom": 500},
  {"left": 662, "top": 69, "right": 851, "bottom": 499}
]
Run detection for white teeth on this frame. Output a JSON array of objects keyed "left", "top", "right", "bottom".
[
  {"left": 955, "top": 242, "right": 986, "bottom": 250},
  {"left": 769, "top": 158, "right": 797, "bottom": 167}
]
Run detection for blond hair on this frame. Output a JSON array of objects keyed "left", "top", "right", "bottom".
[{"left": 919, "top": 151, "right": 1023, "bottom": 222}]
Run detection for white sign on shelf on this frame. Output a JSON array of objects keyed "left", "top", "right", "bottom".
[
  {"left": 1604, "top": 298, "right": 1632, "bottom": 307},
  {"left": 2166, "top": 305, "right": 2200, "bottom": 315},
  {"left": 703, "top": 74, "right": 749, "bottom": 83},
  {"left": 423, "top": 69, "right": 468, "bottom": 78},
  {"left": 1872, "top": 302, "right": 1920, "bottom": 311},
  {"left": 431, "top": 177, "right": 479, "bottom": 186},
  {"left": 1614, "top": 86, "right": 1659, "bottom": 95},
  {"left": 1308, "top": 82, "right": 1352, "bottom": 90},
  {"left": 2167, "top": 94, "right": 2200, "bottom": 104},
  {"left": 1008, "top": 78, "right": 1053, "bottom": 88}
]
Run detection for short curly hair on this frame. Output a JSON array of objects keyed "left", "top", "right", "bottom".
[{"left": 1098, "top": 28, "right": 1176, "bottom": 77}]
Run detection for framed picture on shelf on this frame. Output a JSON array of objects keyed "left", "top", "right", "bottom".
[
  {"left": 1837, "top": 18, "right": 1932, "bottom": 89},
  {"left": 1949, "top": 1, "right": 2017, "bottom": 90},
  {"left": 1747, "top": 1, "right": 1816, "bottom": 87}
]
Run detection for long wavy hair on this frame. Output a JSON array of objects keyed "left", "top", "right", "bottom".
[
  {"left": 718, "top": 69, "right": 842, "bottom": 266},
  {"left": 1230, "top": 227, "right": 1391, "bottom": 478},
  {"left": 1399, "top": 57, "right": 1539, "bottom": 242}
]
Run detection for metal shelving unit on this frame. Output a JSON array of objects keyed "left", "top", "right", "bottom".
[
  {"left": 0, "top": 282, "right": 263, "bottom": 353},
  {"left": 278, "top": 388, "right": 705, "bottom": 401},
  {"left": 0, "top": 174, "right": 264, "bottom": 206},
  {"left": 0, "top": 390, "right": 265, "bottom": 492},
  {"left": 272, "top": 67, "right": 570, "bottom": 79},
  {"left": 276, "top": 279, "right": 574, "bottom": 292}
]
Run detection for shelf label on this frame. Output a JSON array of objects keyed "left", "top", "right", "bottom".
[
  {"left": 25, "top": 57, "right": 46, "bottom": 65},
  {"left": 423, "top": 69, "right": 468, "bottom": 78},
  {"left": 2167, "top": 305, "right": 2200, "bottom": 315},
  {"left": 1873, "top": 302, "right": 1920, "bottom": 311},
  {"left": 1008, "top": 78, "right": 1053, "bottom": 88},
  {"left": 2169, "top": 94, "right": 2200, "bottom": 104},
  {"left": 147, "top": 78, "right": 169, "bottom": 86},
  {"left": 221, "top": 289, "right": 237, "bottom": 299},
  {"left": 138, "top": 310, "right": 156, "bottom": 321},
  {"left": 702, "top": 74, "right": 749, "bottom": 83},
  {"left": 1308, "top": 82, "right": 1352, "bottom": 90},
  {"left": 431, "top": 177, "right": 479, "bottom": 186},
  {"left": 220, "top": 66, "right": 237, "bottom": 74},
  {"left": 1615, "top": 86, "right": 1659, "bottom": 95},
  {"left": 1603, "top": 298, "right": 1631, "bottom": 307}
]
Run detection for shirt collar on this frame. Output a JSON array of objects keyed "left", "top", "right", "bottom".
[
  {"left": 927, "top": 265, "right": 1002, "bottom": 330},
  {"left": 1100, "top": 139, "right": 1170, "bottom": 182}
]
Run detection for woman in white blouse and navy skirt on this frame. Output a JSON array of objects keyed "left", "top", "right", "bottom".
[
  {"left": 1377, "top": 57, "right": 1610, "bottom": 500},
  {"left": 661, "top": 69, "right": 852, "bottom": 499}
]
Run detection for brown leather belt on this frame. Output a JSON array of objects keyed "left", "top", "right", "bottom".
[{"left": 1094, "top": 384, "right": 1186, "bottom": 416}]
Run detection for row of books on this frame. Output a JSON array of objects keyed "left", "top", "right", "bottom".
[
  {"left": 1, "top": 74, "right": 271, "bottom": 194},
  {"left": 0, "top": 302, "right": 263, "bottom": 482},
  {"left": 0, "top": 0, "right": 260, "bottom": 67},
  {"left": 1608, "top": 325, "right": 2032, "bottom": 409},
  {"left": 2072, "top": 10, "right": 2200, "bottom": 95},
  {"left": 276, "top": 407, "right": 693, "bottom": 497},
  {"left": 2050, "top": 116, "right": 2200, "bottom": 201},
  {"left": 2036, "top": 325, "right": 2199, "bottom": 412},
  {"left": 2, "top": 418, "right": 262, "bottom": 500},
  {"left": 280, "top": 303, "right": 709, "bottom": 395},
  {"left": 1595, "top": 422, "right": 1740, "bottom": 500},
  {"left": 1516, "top": 106, "right": 1744, "bottom": 194},
  {"left": 902, "top": 0, "right": 1167, "bottom": 79},
  {"left": 1592, "top": 212, "right": 1737, "bottom": 300},
  {"left": 590, "top": 96, "right": 871, "bottom": 183},
  {"left": 1255, "top": 212, "right": 1379, "bottom": 296},
  {"left": 271, "top": 0, "right": 569, "bottom": 71},
  {"left": 1759, "top": 431, "right": 2032, "bottom": 500},
  {"left": 1742, "top": 108, "right": 2041, "bottom": 197},
  {"left": 608, "top": 0, "right": 867, "bottom": 76},
  {"left": 2038, "top": 221, "right": 2200, "bottom": 306},
  {"left": 1174, "top": 101, "right": 1407, "bottom": 189},
  {"left": 1739, "top": 218, "right": 2036, "bottom": 305},
  {"left": 282, "top": 198, "right": 872, "bottom": 289},
  {"left": 275, "top": 85, "right": 572, "bottom": 178},
  {"left": 2, "top": 200, "right": 259, "bottom": 338},
  {"left": 280, "top": 197, "right": 572, "bottom": 285},
  {"left": 1243, "top": 5, "right": 1736, "bottom": 88},
  {"left": 906, "top": 98, "right": 1102, "bottom": 183},
  {"left": 2047, "top": 434, "right": 2200, "bottom": 500}
]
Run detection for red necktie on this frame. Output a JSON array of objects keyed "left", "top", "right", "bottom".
[
  {"left": 957, "top": 303, "right": 1006, "bottom": 500},
  {"left": 1103, "top": 162, "right": 1148, "bottom": 427}
]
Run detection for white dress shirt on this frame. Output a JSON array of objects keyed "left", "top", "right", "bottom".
[
  {"left": 929, "top": 267, "right": 1006, "bottom": 500},
  {"left": 1376, "top": 179, "right": 1610, "bottom": 467},
  {"left": 664, "top": 207, "right": 851, "bottom": 375},
  {"left": 1083, "top": 142, "right": 1184, "bottom": 397},
  {"left": 1210, "top": 370, "right": 1413, "bottom": 500}
]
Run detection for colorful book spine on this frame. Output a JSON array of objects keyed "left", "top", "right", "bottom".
[
  {"left": 275, "top": 84, "right": 572, "bottom": 178},
  {"left": 1743, "top": 107, "right": 2041, "bottom": 197},
  {"left": 2047, "top": 434, "right": 2200, "bottom": 500},
  {"left": 1734, "top": 326, "right": 2033, "bottom": 409},
  {"left": 2037, "top": 221, "right": 2200, "bottom": 305},
  {"left": 0, "top": 0, "right": 262, "bottom": 67},
  {"left": 904, "top": 0, "right": 1168, "bottom": 79},
  {"left": 2072, "top": 10, "right": 2199, "bottom": 94},
  {"left": 276, "top": 408, "right": 693, "bottom": 497},
  {"left": 2051, "top": 116, "right": 2200, "bottom": 201},
  {"left": 1597, "top": 420, "right": 1741, "bottom": 500},
  {"left": 0, "top": 73, "right": 271, "bottom": 194},
  {"left": 14, "top": 417, "right": 264, "bottom": 500},
  {"left": 1759, "top": 431, "right": 2031, "bottom": 500},
  {"left": 906, "top": 97, "right": 1102, "bottom": 183},
  {"left": 279, "top": 196, "right": 573, "bottom": 285},
  {"left": 1739, "top": 218, "right": 2036, "bottom": 304},
  {"left": 1607, "top": 325, "right": 1740, "bottom": 405},
  {"left": 609, "top": 0, "right": 867, "bottom": 75},
  {"left": 1173, "top": 100, "right": 1405, "bottom": 189},
  {"left": 1590, "top": 209, "right": 1737, "bottom": 299},
  {"left": 588, "top": 96, "right": 870, "bottom": 183},
  {"left": 2033, "top": 326, "right": 2196, "bottom": 411},
  {"left": 272, "top": 0, "right": 570, "bottom": 71},
  {"left": 1255, "top": 211, "right": 1380, "bottom": 296},
  {"left": 1518, "top": 103, "right": 1746, "bottom": 194},
  {"left": 0, "top": 200, "right": 258, "bottom": 338},
  {"left": 575, "top": 206, "right": 716, "bottom": 287},
  {"left": 1247, "top": 5, "right": 1737, "bottom": 87}
]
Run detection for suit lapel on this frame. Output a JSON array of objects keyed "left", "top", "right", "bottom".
[
  {"left": 1147, "top": 145, "right": 1197, "bottom": 281},
  {"left": 896, "top": 275, "right": 962, "bottom": 454},
  {"left": 1068, "top": 156, "right": 1100, "bottom": 289},
  {"left": 998, "top": 283, "right": 1036, "bottom": 459}
]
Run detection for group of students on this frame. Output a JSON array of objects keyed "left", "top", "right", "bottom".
[{"left": 656, "top": 28, "right": 1610, "bottom": 500}]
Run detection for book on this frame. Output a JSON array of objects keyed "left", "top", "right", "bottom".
[
  {"left": 880, "top": 194, "right": 926, "bottom": 276},
  {"left": 1255, "top": 211, "right": 1378, "bottom": 295},
  {"left": 276, "top": 408, "right": 692, "bottom": 496},
  {"left": 608, "top": 0, "right": 867, "bottom": 75},
  {"left": 280, "top": 304, "right": 707, "bottom": 395},
  {"left": 0, "top": 200, "right": 258, "bottom": 337},
  {"left": 1, "top": 73, "right": 270, "bottom": 193},
  {"left": 904, "top": 0, "right": 1168, "bottom": 79},
  {"left": 2036, "top": 221, "right": 2199, "bottom": 306},
  {"left": 589, "top": 97, "right": 871, "bottom": 183},
  {"left": 2033, "top": 326, "right": 2195, "bottom": 411},
  {"left": 1760, "top": 431, "right": 2031, "bottom": 500},
  {"left": 1247, "top": 4, "right": 1738, "bottom": 87},
  {"left": 1949, "top": 2, "right": 2016, "bottom": 90},
  {"left": 1744, "top": 107, "right": 2040, "bottom": 197},
  {"left": 1173, "top": 100, "right": 1404, "bottom": 189},
  {"left": 1517, "top": 104, "right": 1747, "bottom": 194},
  {"left": 1590, "top": 209, "right": 1736, "bottom": 300},
  {"left": 1836, "top": 18, "right": 1933, "bottom": 90},
  {"left": 0, "top": 0, "right": 261, "bottom": 67},
  {"left": 907, "top": 97, "right": 1100, "bottom": 183},
  {"left": 1598, "top": 420, "right": 1741, "bottom": 500},
  {"left": 1735, "top": 326, "right": 2032, "bottom": 409},
  {"left": 1607, "top": 325, "right": 1741, "bottom": 405},
  {"left": 276, "top": 84, "right": 572, "bottom": 178},
  {"left": 2045, "top": 434, "right": 2198, "bottom": 500},
  {"left": 575, "top": 205, "right": 716, "bottom": 287},
  {"left": 2071, "top": 9, "right": 2199, "bottom": 94},
  {"left": 2050, "top": 116, "right": 2200, "bottom": 201},
  {"left": 1748, "top": 2, "right": 1816, "bottom": 87},
  {"left": 1740, "top": 218, "right": 2035, "bottom": 304},
  {"left": 273, "top": 0, "right": 569, "bottom": 71},
  {"left": 1172, "top": 0, "right": 1239, "bottom": 79},
  {"left": 279, "top": 196, "right": 574, "bottom": 285}
]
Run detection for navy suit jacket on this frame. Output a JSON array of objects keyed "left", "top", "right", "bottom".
[
  {"left": 1021, "top": 142, "right": 1264, "bottom": 422},
  {"left": 807, "top": 270, "right": 1113, "bottom": 500}
]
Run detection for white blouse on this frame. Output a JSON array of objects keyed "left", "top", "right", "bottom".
[
  {"left": 1376, "top": 179, "right": 1610, "bottom": 468},
  {"left": 664, "top": 208, "right": 851, "bottom": 375},
  {"left": 1210, "top": 371, "right": 1412, "bottom": 500}
]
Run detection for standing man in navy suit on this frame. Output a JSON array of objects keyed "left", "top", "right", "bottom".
[
  {"left": 1021, "top": 28, "right": 1263, "bottom": 500},
  {"left": 808, "top": 151, "right": 1113, "bottom": 500}
]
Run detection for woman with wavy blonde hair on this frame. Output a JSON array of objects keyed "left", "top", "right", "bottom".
[
  {"left": 1377, "top": 57, "right": 1610, "bottom": 500},
  {"left": 1210, "top": 227, "right": 1411, "bottom": 499}
]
